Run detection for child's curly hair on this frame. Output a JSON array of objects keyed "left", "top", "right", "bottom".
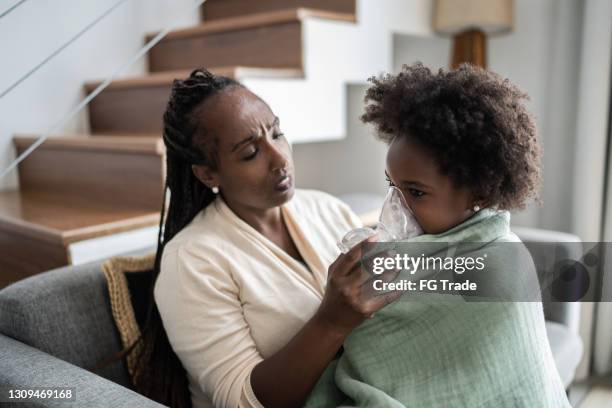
[{"left": 362, "top": 62, "right": 542, "bottom": 211}]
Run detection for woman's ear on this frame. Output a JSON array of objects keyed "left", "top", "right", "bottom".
[{"left": 192, "top": 164, "right": 219, "bottom": 190}]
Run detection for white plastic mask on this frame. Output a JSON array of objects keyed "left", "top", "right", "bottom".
[{"left": 338, "top": 186, "right": 423, "bottom": 253}]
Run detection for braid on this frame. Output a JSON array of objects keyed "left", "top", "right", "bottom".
[
  {"left": 157, "top": 67, "right": 241, "bottom": 251},
  {"left": 94, "top": 69, "right": 242, "bottom": 408}
]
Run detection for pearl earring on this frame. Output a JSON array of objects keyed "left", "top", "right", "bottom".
[
  {"left": 211, "top": 186, "right": 219, "bottom": 194},
  {"left": 473, "top": 204, "right": 480, "bottom": 212}
]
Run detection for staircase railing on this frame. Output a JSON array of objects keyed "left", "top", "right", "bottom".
[
  {"left": 0, "top": 0, "right": 207, "bottom": 180},
  {"left": 0, "top": 0, "right": 27, "bottom": 20}
]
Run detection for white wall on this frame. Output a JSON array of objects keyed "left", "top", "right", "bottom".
[
  {"left": 0, "top": 0, "right": 199, "bottom": 191},
  {"left": 296, "top": 0, "right": 585, "bottom": 233},
  {"left": 293, "top": 83, "right": 389, "bottom": 199},
  {"left": 293, "top": 0, "right": 433, "bottom": 201}
]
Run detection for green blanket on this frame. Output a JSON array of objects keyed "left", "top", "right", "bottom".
[{"left": 304, "top": 208, "right": 571, "bottom": 407}]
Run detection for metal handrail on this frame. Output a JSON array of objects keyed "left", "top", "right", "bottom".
[
  {"left": 0, "top": 0, "right": 207, "bottom": 180},
  {"left": 0, "top": 0, "right": 130, "bottom": 99},
  {"left": 0, "top": 0, "right": 27, "bottom": 20}
]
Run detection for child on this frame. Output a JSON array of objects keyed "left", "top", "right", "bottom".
[
  {"left": 363, "top": 62, "right": 541, "bottom": 235},
  {"left": 304, "top": 63, "right": 570, "bottom": 408}
]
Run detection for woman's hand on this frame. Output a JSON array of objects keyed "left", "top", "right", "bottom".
[
  {"left": 251, "top": 237, "right": 402, "bottom": 408},
  {"left": 314, "top": 236, "right": 404, "bottom": 336}
]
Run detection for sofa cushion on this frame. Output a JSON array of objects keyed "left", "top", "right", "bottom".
[
  {"left": 0, "top": 334, "right": 166, "bottom": 407},
  {"left": 102, "top": 253, "right": 155, "bottom": 380},
  {"left": 0, "top": 260, "right": 131, "bottom": 387},
  {"left": 545, "top": 320, "right": 583, "bottom": 388}
]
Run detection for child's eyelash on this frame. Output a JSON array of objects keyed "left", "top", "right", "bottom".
[
  {"left": 409, "top": 189, "right": 424, "bottom": 198},
  {"left": 385, "top": 176, "right": 424, "bottom": 198}
]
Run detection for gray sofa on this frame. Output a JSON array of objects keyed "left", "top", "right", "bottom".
[
  {"left": 0, "top": 228, "right": 584, "bottom": 407},
  {"left": 0, "top": 247, "right": 163, "bottom": 408},
  {"left": 512, "top": 226, "right": 584, "bottom": 388}
]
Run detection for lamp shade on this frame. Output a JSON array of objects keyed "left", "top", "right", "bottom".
[{"left": 433, "top": 0, "right": 514, "bottom": 35}]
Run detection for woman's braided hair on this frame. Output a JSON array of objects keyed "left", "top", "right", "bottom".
[{"left": 94, "top": 69, "right": 242, "bottom": 407}]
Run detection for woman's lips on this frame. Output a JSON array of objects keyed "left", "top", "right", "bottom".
[{"left": 275, "top": 175, "right": 292, "bottom": 191}]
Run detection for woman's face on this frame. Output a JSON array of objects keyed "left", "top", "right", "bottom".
[
  {"left": 192, "top": 87, "right": 295, "bottom": 211},
  {"left": 385, "top": 136, "right": 478, "bottom": 235}
]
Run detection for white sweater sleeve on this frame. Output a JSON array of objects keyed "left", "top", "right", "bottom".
[{"left": 154, "top": 245, "right": 265, "bottom": 408}]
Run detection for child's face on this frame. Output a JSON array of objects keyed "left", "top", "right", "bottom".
[{"left": 385, "top": 136, "right": 477, "bottom": 235}]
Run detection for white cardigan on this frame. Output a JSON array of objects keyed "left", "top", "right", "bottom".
[{"left": 154, "top": 189, "right": 362, "bottom": 408}]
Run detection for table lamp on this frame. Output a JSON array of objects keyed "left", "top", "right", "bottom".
[{"left": 433, "top": 0, "right": 514, "bottom": 68}]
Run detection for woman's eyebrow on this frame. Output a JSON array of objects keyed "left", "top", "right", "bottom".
[
  {"left": 231, "top": 135, "right": 256, "bottom": 152},
  {"left": 231, "top": 117, "right": 280, "bottom": 152}
]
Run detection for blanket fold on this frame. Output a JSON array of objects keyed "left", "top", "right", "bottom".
[{"left": 304, "top": 209, "right": 571, "bottom": 408}]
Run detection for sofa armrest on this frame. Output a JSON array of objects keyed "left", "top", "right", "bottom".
[
  {"left": 512, "top": 225, "right": 583, "bottom": 333},
  {"left": 0, "top": 334, "right": 166, "bottom": 408}
]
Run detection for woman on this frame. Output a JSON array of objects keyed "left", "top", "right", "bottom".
[{"left": 131, "top": 69, "right": 402, "bottom": 408}]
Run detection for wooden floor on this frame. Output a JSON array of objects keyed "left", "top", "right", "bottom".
[
  {"left": 0, "top": 189, "right": 160, "bottom": 244},
  {"left": 578, "top": 382, "right": 612, "bottom": 407},
  {"left": 567, "top": 376, "right": 612, "bottom": 407},
  {"left": 0, "top": 189, "right": 160, "bottom": 289}
]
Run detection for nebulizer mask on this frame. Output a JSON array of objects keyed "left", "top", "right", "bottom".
[{"left": 338, "top": 186, "right": 423, "bottom": 253}]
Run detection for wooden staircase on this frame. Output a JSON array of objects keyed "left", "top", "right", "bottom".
[
  {"left": 0, "top": 0, "right": 359, "bottom": 288},
  {"left": 85, "top": 67, "right": 303, "bottom": 135},
  {"left": 147, "top": 9, "right": 355, "bottom": 72}
]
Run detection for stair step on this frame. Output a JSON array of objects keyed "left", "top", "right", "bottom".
[
  {"left": 0, "top": 189, "right": 160, "bottom": 288},
  {"left": 13, "top": 135, "right": 164, "bottom": 208},
  {"left": 147, "top": 8, "right": 355, "bottom": 72},
  {"left": 85, "top": 66, "right": 302, "bottom": 134},
  {"left": 201, "top": 0, "right": 356, "bottom": 22}
]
